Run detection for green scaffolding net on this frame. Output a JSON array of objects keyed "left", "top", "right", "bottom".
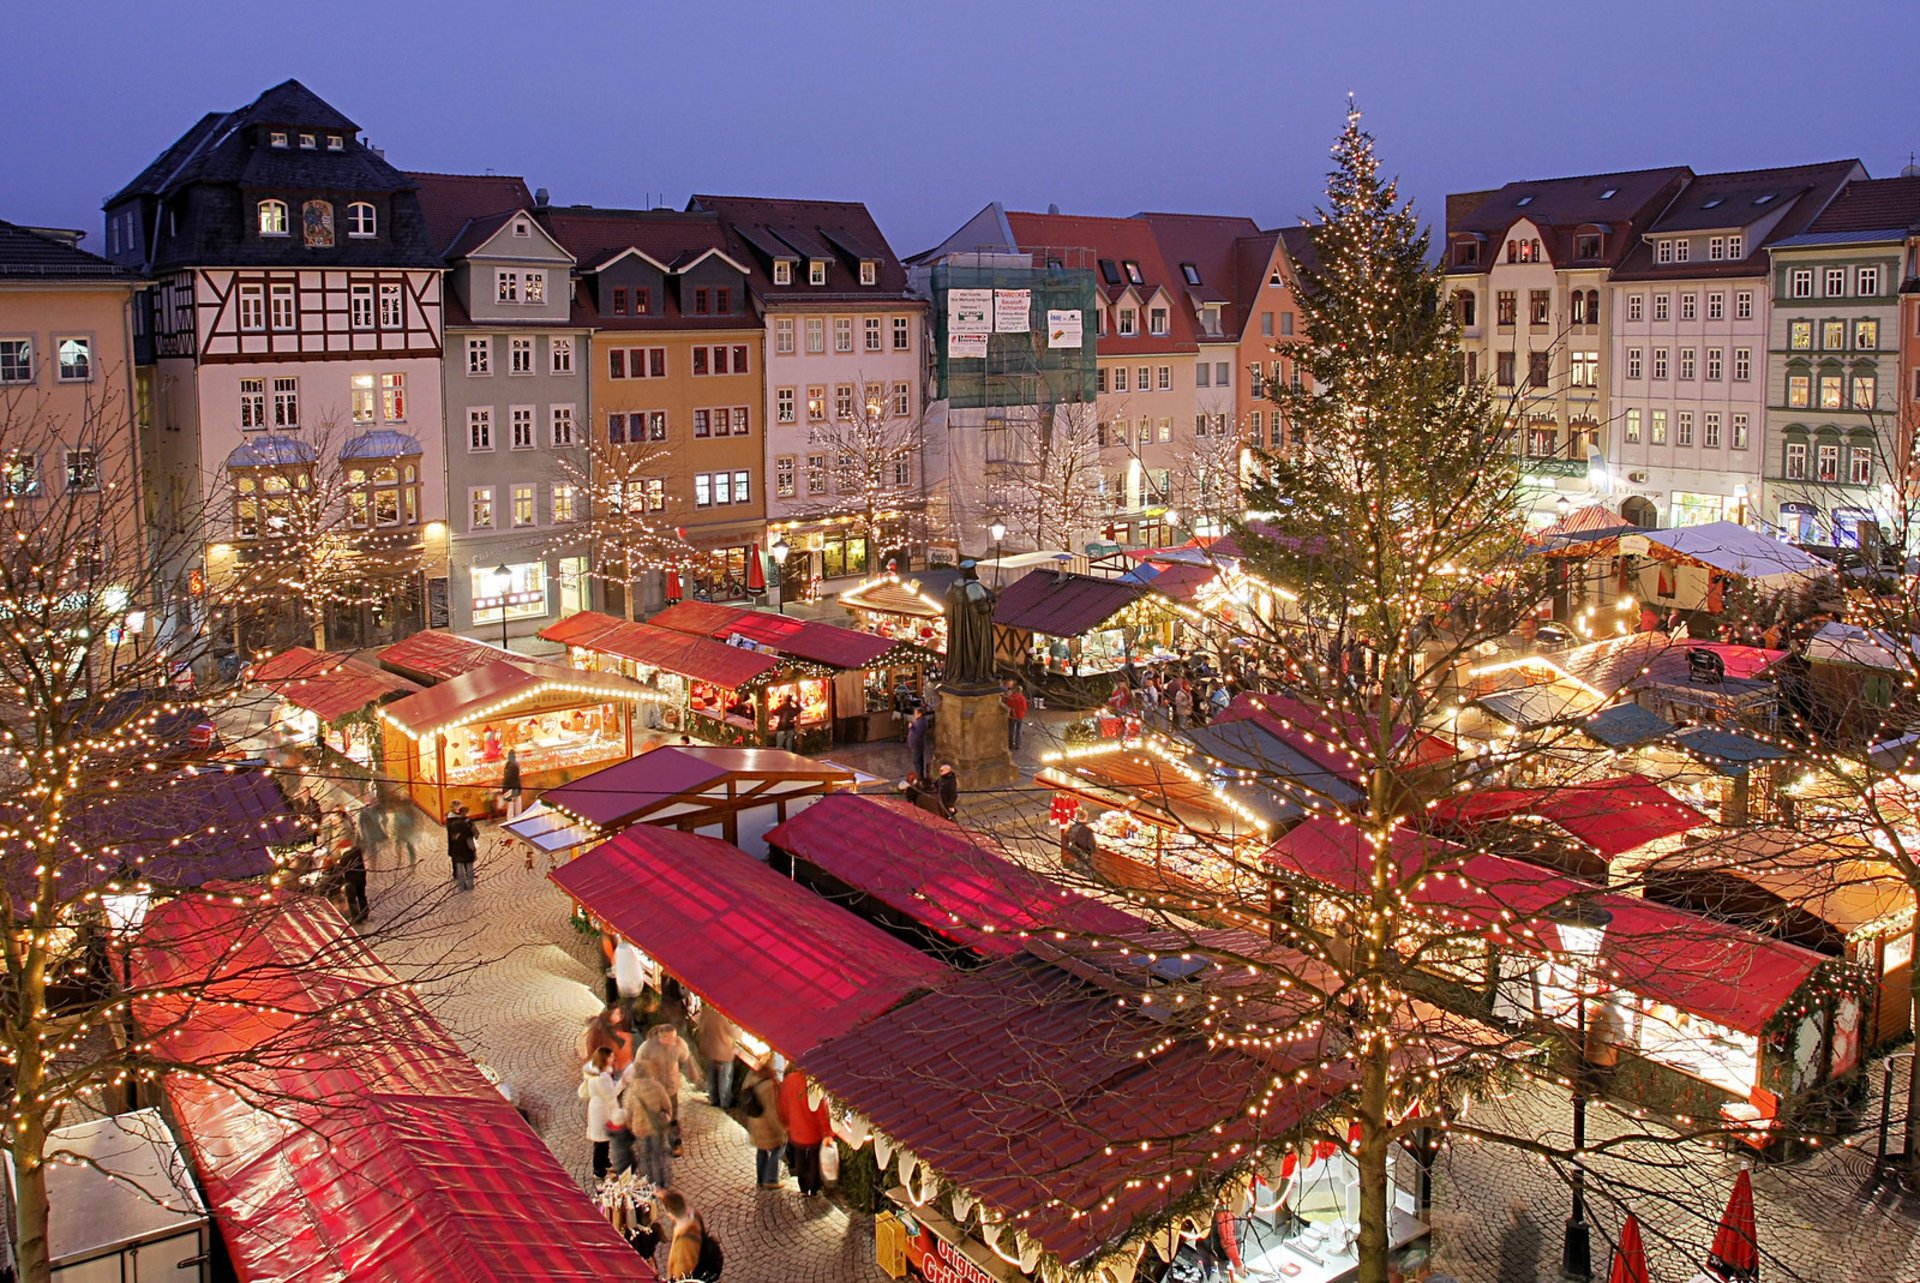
[{"left": 929, "top": 258, "right": 1098, "bottom": 411}]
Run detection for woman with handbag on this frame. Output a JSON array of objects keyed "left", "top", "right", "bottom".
[
  {"left": 580, "top": 1045, "right": 624, "bottom": 1181},
  {"left": 740, "top": 1061, "right": 787, "bottom": 1188}
]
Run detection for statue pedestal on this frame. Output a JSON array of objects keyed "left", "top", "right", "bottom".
[{"left": 931, "top": 683, "right": 1016, "bottom": 791}]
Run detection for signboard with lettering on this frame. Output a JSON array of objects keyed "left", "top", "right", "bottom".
[
  {"left": 992, "top": 289, "right": 1031, "bottom": 333},
  {"left": 948, "top": 289, "right": 993, "bottom": 336}
]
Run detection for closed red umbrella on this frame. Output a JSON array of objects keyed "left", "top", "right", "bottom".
[
  {"left": 665, "top": 565, "right": 684, "bottom": 603},
  {"left": 1706, "top": 1169, "right": 1758, "bottom": 1282},
  {"left": 1608, "top": 1213, "right": 1651, "bottom": 1283},
  {"left": 746, "top": 541, "right": 766, "bottom": 592}
]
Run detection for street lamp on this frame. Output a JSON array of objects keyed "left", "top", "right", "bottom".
[
  {"left": 988, "top": 520, "right": 1007, "bottom": 588},
  {"left": 1556, "top": 495, "right": 1572, "bottom": 521},
  {"left": 770, "top": 538, "right": 792, "bottom": 616},
  {"left": 487, "top": 564, "right": 513, "bottom": 651},
  {"left": 1548, "top": 895, "right": 1614, "bottom": 1281}
]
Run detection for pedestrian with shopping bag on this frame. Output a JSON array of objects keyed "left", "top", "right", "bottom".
[
  {"left": 637, "top": 1023, "right": 697, "bottom": 1157},
  {"left": 778, "top": 1065, "right": 832, "bottom": 1197}
]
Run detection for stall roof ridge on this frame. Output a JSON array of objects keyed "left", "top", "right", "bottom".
[{"left": 993, "top": 568, "right": 1148, "bottom": 637}]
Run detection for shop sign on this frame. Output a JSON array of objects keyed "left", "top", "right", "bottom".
[
  {"left": 1618, "top": 535, "right": 1650, "bottom": 556},
  {"left": 911, "top": 1236, "right": 1000, "bottom": 1283},
  {"left": 1046, "top": 308, "right": 1083, "bottom": 349},
  {"left": 992, "top": 289, "right": 1031, "bottom": 333},
  {"left": 472, "top": 589, "right": 545, "bottom": 611},
  {"left": 948, "top": 289, "right": 993, "bottom": 336}
]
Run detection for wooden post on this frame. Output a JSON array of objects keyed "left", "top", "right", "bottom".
[
  {"left": 435, "top": 735, "right": 447, "bottom": 821},
  {"left": 623, "top": 701, "right": 634, "bottom": 757}
]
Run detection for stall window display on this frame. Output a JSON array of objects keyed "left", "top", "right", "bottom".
[
  {"left": 271, "top": 701, "right": 379, "bottom": 767},
  {"left": 418, "top": 703, "right": 621, "bottom": 788},
  {"left": 1033, "top": 627, "right": 1130, "bottom": 675}
]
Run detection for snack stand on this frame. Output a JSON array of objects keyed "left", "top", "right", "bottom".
[
  {"left": 838, "top": 566, "right": 958, "bottom": 654},
  {"left": 247, "top": 645, "right": 419, "bottom": 768},
  {"left": 376, "top": 658, "right": 660, "bottom": 821}
]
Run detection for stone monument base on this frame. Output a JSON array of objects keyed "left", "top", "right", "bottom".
[{"left": 930, "top": 682, "right": 1016, "bottom": 791}]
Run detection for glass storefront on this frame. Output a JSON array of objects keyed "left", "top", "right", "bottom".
[
  {"left": 1669, "top": 492, "right": 1723, "bottom": 527},
  {"left": 471, "top": 561, "right": 548, "bottom": 624}
]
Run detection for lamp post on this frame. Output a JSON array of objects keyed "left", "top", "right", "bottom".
[
  {"left": 770, "top": 538, "right": 792, "bottom": 616},
  {"left": 988, "top": 520, "right": 1006, "bottom": 589},
  {"left": 487, "top": 564, "right": 513, "bottom": 651},
  {"left": 1549, "top": 896, "right": 1614, "bottom": 1281},
  {"left": 1556, "top": 495, "right": 1572, "bottom": 522}
]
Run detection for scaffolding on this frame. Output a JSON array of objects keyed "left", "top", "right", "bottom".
[{"left": 927, "top": 249, "right": 1098, "bottom": 412}]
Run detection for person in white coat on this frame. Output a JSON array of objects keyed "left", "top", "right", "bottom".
[{"left": 581, "top": 1045, "right": 624, "bottom": 1181}]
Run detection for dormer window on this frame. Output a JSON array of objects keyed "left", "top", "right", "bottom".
[
  {"left": 773, "top": 260, "right": 792, "bottom": 285},
  {"left": 1118, "top": 308, "right": 1137, "bottom": 336},
  {"left": 1149, "top": 307, "right": 1169, "bottom": 336},
  {"left": 1507, "top": 239, "right": 1542, "bottom": 264},
  {"left": 298, "top": 133, "right": 316, "bottom": 149},
  {"left": 859, "top": 260, "right": 877, "bottom": 286},
  {"left": 808, "top": 260, "right": 826, "bottom": 286},
  {"left": 346, "top": 202, "right": 376, "bottom": 238},
  {"left": 1575, "top": 232, "right": 1601, "bottom": 259},
  {"left": 1123, "top": 261, "right": 1143, "bottom": 285},
  {"left": 512, "top": 220, "right": 530, "bottom": 238},
  {"left": 326, "top": 135, "right": 344, "bottom": 151},
  {"left": 1454, "top": 241, "right": 1480, "bottom": 267},
  {"left": 269, "top": 131, "right": 289, "bottom": 148},
  {"left": 258, "top": 200, "right": 289, "bottom": 237},
  {"left": 1181, "top": 263, "right": 1201, "bottom": 286}
]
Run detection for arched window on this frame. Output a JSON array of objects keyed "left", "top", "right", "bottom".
[
  {"left": 1570, "top": 292, "right": 1587, "bottom": 325},
  {"left": 257, "top": 200, "right": 288, "bottom": 236},
  {"left": 1585, "top": 290, "right": 1600, "bottom": 324},
  {"left": 346, "top": 202, "right": 376, "bottom": 238},
  {"left": 1455, "top": 290, "right": 1476, "bottom": 327}
]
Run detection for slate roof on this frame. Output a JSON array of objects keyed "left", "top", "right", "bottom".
[
  {"left": 1445, "top": 166, "right": 1692, "bottom": 270},
  {"left": 1610, "top": 160, "right": 1861, "bottom": 282},
  {"left": 690, "top": 194, "right": 918, "bottom": 304},
  {"left": 1005, "top": 210, "right": 1201, "bottom": 353},
  {"left": 1799, "top": 176, "right": 1920, "bottom": 237},
  {"left": 0, "top": 220, "right": 142, "bottom": 282},
  {"left": 534, "top": 206, "right": 757, "bottom": 329},
  {"left": 406, "top": 172, "right": 535, "bottom": 257}
]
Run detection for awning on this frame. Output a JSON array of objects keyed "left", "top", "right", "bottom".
[
  {"left": 1431, "top": 775, "right": 1709, "bottom": 859},
  {"left": 993, "top": 567, "right": 1148, "bottom": 636},
  {"left": 131, "top": 893, "right": 646, "bottom": 1282},
  {"left": 527, "top": 745, "right": 856, "bottom": 832},
  {"left": 571, "top": 616, "right": 782, "bottom": 687},
  {"left": 378, "top": 658, "right": 660, "bottom": 739},
  {"left": 765, "top": 793, "right": 1142, "bottom": 957},
  {"left": 551, "top": 824, "right": 945, "bottom": 1058},
  {"left": 249, "top": 646, "right": 419, "bottom": 723},
  {"left": 838, "top": 570, "right": 957, "bottom": 619},
  {"left": 377, "top": 631, "right": 517, "bottom": 683}
]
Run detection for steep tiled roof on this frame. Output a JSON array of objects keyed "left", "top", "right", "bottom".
[
  {"left": 1610, "top": 160, "right": 1862, "bottom": 282},
  {"left": 690, "top": 193, "right": 916, "bottom": 304},
  {"left": 1800, "top": 175, "right": 1920, "bottom": 237},
  {"left": 1446, "top": 166, "right": 1692, "bottom": 269},
  {"left": 1005, "top": 210, "right": 1199, "bottom": 353},
  {"left": 0, "top": 220, "right": 142, "bottom": 281},
  {"left": 1229, "top": 228, "right": 1282, "bottom": 337},
  {"left": 1138, "top": 212, "right": 1262, "bottom": 338},
  {"left": 535, "top": 206, "right": 750, "bottom": 328},
  {"left": 407, "top": 172, "right": 534, "bottom": 257}
]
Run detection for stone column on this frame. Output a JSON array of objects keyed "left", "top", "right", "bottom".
[{"left": 930, "top": 682, "right": 1016, "bottom": 791}]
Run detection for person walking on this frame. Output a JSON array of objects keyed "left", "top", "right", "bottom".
[
  {"left": 1061, "top": 807, "right": 1097, "bottom": 872},
  {"left": 499, "top": 748, "right": 523, "bottom": 820},
  {"left": 695, "top": 1004, "right": 738, "bottom": 1109},
  {"left": 772, "top": 693, "right": 800, "bottom": 751},
  {"left": 637, "top": 1023, "right": 697, "bottom": 1157},
  {"left": 935, "top": 762, "right": 959, "bottom": 821},
  {"left": 1170, "top": 680, "right": 1194, "bottom": 730},
  {"left": 577, "top": 1003, "right": 636, "bottom": 1074},
  {"left": 657, "top": 1190, "right": 711, "bottom": 1280},
  {"left": 905, "top": 707, "right": 929, "bottom": 780},
  {"left": 580, "top": 1045, "right": 623, "bottom": 1182},
  {"left": 778, "top": 1066, "right": 832, "bottom": 1197},
  {"left": 336, "top": 838, "right": 369, "bottom": 924},
  {"left": 1002, "top": 679, "right": 1028, "bottom": 752},
  {"left": 621, "top": 1061, "right": 675, "bottom": 1188},
  {"left": 444, "top": 802, "right": 478, "bottom": 891},
  {"left": 740, "top": 1060, "right": 788, "bottom": 1188}
]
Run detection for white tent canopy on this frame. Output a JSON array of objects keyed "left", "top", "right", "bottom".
[
  {"left": 1807, "top": 621, "right": 1920, "bottom": 672},
  {"left": 1643, "top": 522, "right": 1830, "bottom": 584}
]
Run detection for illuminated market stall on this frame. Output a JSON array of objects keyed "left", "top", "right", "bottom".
[
  {"left": 246, "top": 645, "right": 419, "bottom": 768},
  {"left": 1429, "top": 775, "right": 1711, "bottom": 886},
  {"left": 376, "top": 656, "right": 661, "bottom": 821},
  {"left": 838, "top": 566, "right": 959, "bottom": 653},
  {"left": 992, "top": 567, "right": 1153, "bottom": 679}
]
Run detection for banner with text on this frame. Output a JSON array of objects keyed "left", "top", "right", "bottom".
[
  {"left": 993, "top": 288, "right": 1031, "bottom": 333},
  {"left": 947, "top": 289, "right": 993, "bottom": 336},
  {"left": 1046, "top": 308, "right": 1084, "bottom": 349}
]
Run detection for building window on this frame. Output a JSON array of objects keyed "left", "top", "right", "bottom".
[
  {"left": 1783, "top": 441, "right": 1808, "bottom": 479},
  {"left": 611, "top": 287, "right": 628, "bottom": 315},
  {"left": 269, "top": 132, "right": 288, "bottom": 148},
  {"left": 1529, "top": 291, "right": 1550, "bottom": 326},
  {"left": 1679, "top": 348, "right": 1696, "bottom": 379},
  {"left": 551, "top": 404, "right": 576, "bottom": 446},
  {"left": 1528, "top": 352, "right": 1551, "bottom": 388},
  {"left": 470, "top": 487, "right": 494, "bottom": 530},
  {"left": 806, "top": 386, "right": 827, "bottom": 421},
  {"left": 468, "top": 407, "right": 493, "bottom": 451},
  {"left": 551, "top": 337, "right": 574, "bottom": 373},
  {"left": 1496, "top": 291, "right": 1516, "bottom": 326},
  {"left": 1733, "top": 348, "right": 1751, "bottom": 381},
  {"left": 238, "top": 284, "right": 265, "bottom": 331},
  {"left": 269, "top": 284, "right": 296, "bottom": 331},
  {"left": 773, "top": 388, "right": 795, "bottom": 423},
  {"left": 774, "top": 318, "right": 795, "bottom": 355},
  {"left": 258, "top": 200, "right": 288, "bottom": 236},
  {"left": 775, "top": 456, "right": 796, "bottom": 497},
  {"left": 1851, "top": 446, "right": 1875, "bottom": 485},
  {"left": 1823, "top": 319, "right": 1847, "bottom": 350},
  {"left": 1625, "top": 409, "right": 1641, "bottom": 443},
  {"left": 1627, "top": 294, "right": 1643, "bottom": 322},
  {"left": 1680, "top": 293, "right": 1697, "bottom": 321},
  {"left": 1708, "top": 236, "right": 1725, "bottom": 261},
  {"left": 272, "top": 377, "right": 299, "bottom": 427},
  {"left": 774, "top": 261, "right": 793, "bottom": 286},
  {"left": 1707, "top": 292, "right": 1724, "bottom": 320},
  {"left": 1726, "top": 235, "right": 1743, "bottom": 259},
  {"left": 1656, "top": 240, "right": 1673, "bottom": 264},
  {"left": 350, "top": 284, "right": 374, "bottom": 329},
  {"left": 734, "top": 470, "right": 750, "bottom": 503},
  {"left": 1824, "top": 267, "right": 1848, "bottom": 297},
  {"left": 893, "top": 316, "right": 911, "bottom": 351},
  {"left": 1570, "top": 351, "right": 1598, "bottom": 387},
  {"left": 510, "top": 406, "right": 534, "bottom": 449},
  {"left": 378, "top": 283, "right": 402, "bottom": 328},
  {"left": 497, "top": 271, "right": 519, "bottom": 304},
  {"left": 64, "top": 449, "right": 98, "bottom": 492},
  {"left": 1853, "top": 374, "right": 1878, "bottom": 409},
  {"left": 1650, "top": 410, "right": 1667, "bottom": 444},
  {"left": 1819, "top": 373, "right": 1844, "bottom": 409},
  {"left": 1624, "top": 347, "right": 1642, "bottom": 380},
  {"left": 834, "top": 318, "right": 854, "bottom": 353},
  {"left": 239, "top": 377, "right": 266, "bottom": 429},
  {"left": 693, "top": 409, "right": 711, "bottom": 438},
  {"left": 860, "top": 261, "right": 877, "bottom": 286},
  {"left": 1149, "top": 307, "right": 1169, "bottom": 336},
  {"left": 1496, "top": 352, "right": 1515, "bottom": 386},
  {"left": 1112, "top": 367, "right": 1128, "bottom": 392},
  {"left": 694, "top": 474, "right": 711, "bottom": 508},
  {"left": 805, "top": 318, "right": 825, "bottom": 354},
  {"left": 1789, "top": 321, "right": 1813, "bottom": 351},
  {"left": 805, "top": 260, "right": 826, "bottom": 286},
  {"left": 1674, "top": 240, "right": 1690, "bottom": 263},
  {"left": 1653, "top": 294, "right": 1670, "bottom": 321},
  {"left": 1575, "top": 232, "right": 1601, "bottom": 258},
  {"left": 1736, "top": 291, "right": 1753, "bottom": 319},
  {"left": 552, "top": 482, "right": 577, "bottom": 523},
  {"left": 1118, "top": 309, "right": 1137, "bottom": 336},
  {"left": 1156, "top": 419, "right": 1172, "bottom": 443},
  {"left": 891, "top": 382, "right": 910, "bottom": 417},
  {"left": 2, "top": 453, "right": 37, "bottom": 497},
  {"left": 1787, "top": 373, "right": 1812, "bottom": 407},
  {"left": 1817, "top": 442, "right": 1840, "bottom": 482},
  {"left": 346, "top": 202, "right": 376, "bottom": 238},
  {"left": 1706, "top": 348, "right": 1723, "bottom": 380},
  {"left": 1788, "top": 268, "right": 1814, "bottom": 299},
  {"left": 1652, "top": 348, "right": 1669, "bottom": 380},
  {"left": 1856, "top": 319, "right": 1880, "bottom": 350},
  {"left": 835, "top": 384, "right": 855, "bottom": 419},
  {"left": 807, "top": 454, "right": 827, "bottom": 495},
  {"left": 1157, "top": 366, "right": 1171, "bottom": 391},
  {"left": 861, "top": 316, "right": 882, "bottom": 353},
  {"left": 467, "top": 336, "right": 491, "bottom": 375},
  {"left": 693, "top": 288, "right": 710, "bottom": 315},
  {"left": 1857, "top": 266, "right": 1883, "bottom": 295},
  {"left": 502, "top": 336, "right": 531, "bottom": 375},
  {"left": 1703, "top": 412, "right": 1721, "bottom": 448},
  {"left": 511, "top": 483, "right": 536, "bottom": 527},
  {"left": 55, "top": 337, "right": 91, "bottom": 382},
  {"left": 351, "top": 373, "right": 377, "bottom": 423},
  {"left": 1732, "top": 414, "right": 1749, "bottom": 450},
  {"left": 1676, "top": 411, "right": 1693, "bottom": 447}
]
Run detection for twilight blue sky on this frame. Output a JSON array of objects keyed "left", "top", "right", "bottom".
[{"left": 6, "top": 0, "right": 1918, "bottom": 257}]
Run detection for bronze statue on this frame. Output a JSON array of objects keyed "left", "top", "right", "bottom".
[{"left": 943, "top": 560, "right": 998, "bottom": 688}]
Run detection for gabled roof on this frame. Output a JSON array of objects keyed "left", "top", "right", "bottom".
[
  {"left": 1610, "top": 160, "right": 1862, "bottom": 281},
  {"left": 1004, "top": 210, "right": 1200, "bottom": 352},
  {"left": 405, "top": 172, "right": 536, "bottom": 257},
  {"left": 248, "top": 646, "right": 418, "bottom": 723},
  {"left": 1228, "top": 228, "right": 1283, "bottom": 335},
  {"left": 0, "top": 220, "right": 143, "bottom": 282},
  {"left": 993, "top": 568, "right": 1148, "bottom": 636},
  {"left": 1445, "top": 166, "right": 1692, "bottom": 269},
  {"left": 690, "top": 193, "right": 916, "bottom": 303},
  {"left": 1800, "top": 176, "right": 1920, "bottom": 238},
  {"left": 1432, "top": 774, "right": 1710, "bottom": 859},
  {"left": 1137, "top": 212, "right": 1263, "bottom": 336},
  {"left": 534, "top": 206, "right": 759, "bottom": 328}
]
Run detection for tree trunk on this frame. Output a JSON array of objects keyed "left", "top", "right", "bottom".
[
  {"left": 1355, "top": 1050, "right": 1392, "bottom": 1283},
  {"left": 12, "top": 1114, "right": 49, "bottom": 1283},
  {"left": 1902, "top": 964, "right": 1920, "bottom": 1180}
]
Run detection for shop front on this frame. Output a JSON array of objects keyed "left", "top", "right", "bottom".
[
  {"left": 247, "top": 646, "right": 419, "bottom": 769},
  {"left": 376, "top": 658, "right": 661, "bottom": 821}
]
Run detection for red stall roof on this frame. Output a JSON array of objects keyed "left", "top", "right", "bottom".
[
  {"left": 377, "top": 631, "right": 517, "bottom": 683},
  {"left": 1432, "top": 775, "right": 1710, "bottom": 859},
  {"left": 539, "top": 610, "right": 628, "bottom": 651},
  {"left": 132, "top": 893, "right": 647, "bottom": 1283},
  {"left": 642, "top": 601, "right": 902, "bottom": 670},
  {"left": 541, "top": 612, "right": 781, "bottom": 687},
  {"left": 1212, "top": 691, "right": 1462, "bottom": 784},
  {"left": 250, "top": 646, "right": 419, "bottom": 723},
  {"left": 645, "top": 600, "right": 744, "bottom": 637},
  {"left": 765, "top": 794, "right": 1143, "bottom": 957},
  {"left": 993, "top": 568, "right": 1147, "bottom": 637},
  {"left": 804, "top": 947, "right": 1339, "bottom": 1268},
  {"left": 551, "top": 825, "right": 946, "bottom": 1057},
  {"left": 379, "top": 659, "right": 654, "bottom": 737},
  {"left": 1265, "top": 816, "right": 1824, "bottom": 1035},
  {"left": 536, "top": 745, "right": 855, "bottom": 830}
]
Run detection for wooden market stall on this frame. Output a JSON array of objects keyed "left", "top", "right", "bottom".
[
  {"left": 246, "top": 645, "right": 419, "bottom": 769},
  {"left": 1430, "top": 775, "right": 1713, "bottom": 886},
  {"left": 646, "top": 602, "right": 935, "bottom": 745},
  {"left": 837, "top": 566, "right": 959, "bottom": 654},
  {"left": 992, "top": 566, "right": 1156, "bottom": 682},
  {"left": 375, "top": 654, "right": 661, "bottom": 822}
]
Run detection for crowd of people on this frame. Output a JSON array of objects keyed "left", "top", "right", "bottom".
[{"left": 1105, "top": 652, "right": 1240, "bottom": 731}]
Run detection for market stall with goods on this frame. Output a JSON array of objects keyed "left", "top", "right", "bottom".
[
  {"left": 838, "top": 565, "right": 959, "bottom": 653},
  {"left": 246, "top": 645, "right": 419, "bottom": 768},
  {"left": 992, "top": 567, "right": 1154, "bottom": 678}
]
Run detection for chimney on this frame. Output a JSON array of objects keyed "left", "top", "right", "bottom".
[
  {"left": 1047, "top": 202, "right": 1061, "bottom": 215},
  {"left": 534, "top": 187, "right": 550, "bottom": 209},
  {"left": 1054, "top": 554, "right": 1071, "bottom": 583}
]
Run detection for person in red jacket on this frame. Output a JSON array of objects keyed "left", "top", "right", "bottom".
[{"left": 777, "top": 1066, "right": 832, "bottom": 1197}]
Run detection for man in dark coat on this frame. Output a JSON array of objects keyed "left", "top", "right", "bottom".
[
  {"left": 935, "top": 763, "right": 959, "bottom": 821},
  {"left": 337, "top": 840, "right": 369, "bottom": 923},
  {"left": 905, "top": 707, "right": 929, "bottom": 780},
  {"left": 445, "top": 802, "right": 478, "bottom": 891}
]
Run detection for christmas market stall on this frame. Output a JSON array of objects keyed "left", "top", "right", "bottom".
[
  {"left": 375, "top": 646, "right": 662, "bottom": 821},
  {"left": 1267, "top": 816, "right": 1869, "bottom": 1122},
  {"left": 992, "top": 567, "right": 1156, "bottom": 688},
  {"left": 838, "top": 565, "right": 960, "bottom": 653},
  {"left": 245, "top": 645, "right": 419, "bottom": 768},
  {"left": 765, "top": 792, "right": 1142, "bottom": 964},
  {"left": 647, "top": 601, "right": 935, "bottom": 745},
  {"left": 131, "top": 892, "right": 649, "bottom": 1282},
  {"left": 12, "top": 1111, "right": 210, "bottom": 1281},
  {"left": 549, "top": 823, "right": 947, "bottom": 1062},
  {"left": 539, "top": 609, "right": 799, "bottom": 740},
  {"left": 503, "top": 744, "right": 857, "bottom": 861},
  {"left": 1429, "top": 775, "right": 1711, "bottom": 886}
]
